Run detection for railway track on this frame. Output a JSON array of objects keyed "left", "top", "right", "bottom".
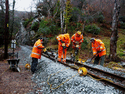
[{"left": 42, "top": 51, "right": 125, "bottom": 92}]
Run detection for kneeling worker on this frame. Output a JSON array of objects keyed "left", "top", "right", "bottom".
[
  {"left": 57, "top": 33, "right": 70, "bottom": 63},
  {"left": 90, "top": 38, "right": 106, "bottom": 66},
  {"left": 30, "top": 38, "right": 44, "bottom": 74}
]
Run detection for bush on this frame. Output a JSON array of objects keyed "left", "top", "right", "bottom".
[
  {"left": 38, "top": 20, "right": 51, "bottom": 35},
  {"left": 119, "top": 16, "right": 125, "bottom": 22},
  {"left": 84, "top": 24, "right": 100, "bottom": 35},
  {"left": 97, "top": 15, "right": 104, "bottom": 23},
  {"left": 70, "top": 7, "right": 81, "bottom": 22},
  {"left": 119, "top": 52, "right": 124, "bottom": 57},
  {"left": 31, "top": 22, "right": 39, "bottom": 31},
  {"left": 38, "top": 19, "right": 58, "bottom": 35},
  {"left": 23, "top": 18, "right": 33, "bottom": 28},
  {"left": 119, "top": 21, "right": 125, "bottom": 29},
  {"left": 23, "top": 19, "right": 29, "bottom": 28},
  {"left": 68, "top": 22, "right": 82, "bottom": 33},
  {"left": 82, "top": 16, "right": 94, "bottom": 24},
  {"left": 50, "top": 36, "right": 58, "bottom": 45},
  {"left": 94, "top": 12, "right": 104, "bottom": 23},
  {"left": 49, "top": 24, "right": 58, "bottom": 35},
  {"left": 81, "top": 38, "right": 88, "bottom": 50}
]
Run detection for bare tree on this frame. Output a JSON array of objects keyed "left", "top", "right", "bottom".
[
  {"left": 60, "top": 0, "right": 65, "bottom": 33},
  {"left": 110, "top": 0, "right": 120, "bottom": 61}
]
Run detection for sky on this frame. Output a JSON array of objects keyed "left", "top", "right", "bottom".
[{"left": 9, "top": 0, "right": 36, "bottom": 12}]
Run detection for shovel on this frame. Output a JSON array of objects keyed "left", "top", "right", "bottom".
[
  {"left": 86, "top": 52, "right": 99, "bottom": 63},
  {"left": 43, "top": 48, "right": 50, "bottom": 58}
]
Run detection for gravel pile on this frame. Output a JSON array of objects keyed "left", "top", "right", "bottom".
[{"left": 19, "top": 46, "right": 124, "bottom": 94}]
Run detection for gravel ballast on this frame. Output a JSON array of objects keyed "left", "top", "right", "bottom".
[{"left": 19, "top": 46, "right": 125, "bottom": 94}]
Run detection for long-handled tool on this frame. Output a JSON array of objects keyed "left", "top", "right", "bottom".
[
  {"left": 62, "top": 43, "right": 66, "bottom": 63},
  {"left": 71, "top": 42, "right": 80, "bottom": 62},
  {"left": 43, "top": 48, "right": 50, "bottom": 58},
  {"left": 86, "top": 51, "right": 100, "bottom": 63},
  {"left": 54, "top": 50, "right": 58, "bottom": 63}
]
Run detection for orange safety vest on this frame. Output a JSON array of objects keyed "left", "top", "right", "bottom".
[
  {"left": 71, "top": 33, "right": 83, "bottom": 43},
  {"left": 71, "top": 33, "right": 83, "bottom": 48},
  {"left": 92, "top": 39, "right": 106, "bottom": 57},
  {"left": 57, "top": 33, "right": 70, "bottom": 47},
  {"left": 30, "top": 39, "right": 44, "bottom": 59}
]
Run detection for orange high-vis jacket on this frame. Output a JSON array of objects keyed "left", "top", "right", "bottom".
[
  {"left": 71, "top": 33, "right": 83, "bottom": 49},
  {"left": 92, "top": 39, "right": 106, "bottom": 57},
  {"left": 30, "top": 39, "right": 44, "bottom": 59},
  {"left": 57, "top": 33, "right": 70, "bottom": 47},
  {"left": 71, "top": 33, "right": 83, "bottom": 43}
]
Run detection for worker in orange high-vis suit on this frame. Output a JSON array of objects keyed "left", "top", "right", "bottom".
[
  {"left": 30, "top": 38, "right": 44, "bottom": 74},
  {"left": 90, "top": 38, "right": 106, "bottom": 66},
  {"left": 71, "top": 31, "right": 84, "bottom": 61},
  {"left": 57, "top": 33, "right": 70, "bottom": 63}
]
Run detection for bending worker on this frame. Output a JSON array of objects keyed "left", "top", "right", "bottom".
[
  {"left": 57, "top": 33, "right": 70, "bottom": 63},
  {"left": 71, "top": 31, "right": 84, "bottom": 61},
  {"left": 30, "top": 38, "right": 44, "bottom": 74},
  {"left": 90, "top": 38, "right": 106, "bottom": 66}
]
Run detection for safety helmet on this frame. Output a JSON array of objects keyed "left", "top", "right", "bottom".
[
  {"left": 90, "top": 38, "right": 95, "bottom": 42},
  {"left": 63, "top": 33, "right": 69, "bottom": 40},
  {"left": 77, "top": 31, "right": 81, "bottom": 35},
  {"left": 25, "top": 63, "right": 31, "bottom": 69}
]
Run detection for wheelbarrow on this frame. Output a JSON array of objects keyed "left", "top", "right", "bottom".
[{"left": 7, "top": 59, "right": 20, "bottom": 72}]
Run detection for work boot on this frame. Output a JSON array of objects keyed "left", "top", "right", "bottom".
[
  {"left": 63, "top": 60, "right": 66, "bottom": 64},
  {"left": 58, "top": 58, "right": 61, "bottom": 62}
]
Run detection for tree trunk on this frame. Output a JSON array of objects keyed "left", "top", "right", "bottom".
[
  {"left": 60, "top": 0, "right": 64, "bottom": 33},
  {"left": 10, "top": 0, "right": 15, "bottom": 39},
  {"left": 110, "top": 0, "right": 120, "bottom": 61},
  {"left": 4, "top": 0, "right": 9, "bottom": 59}
]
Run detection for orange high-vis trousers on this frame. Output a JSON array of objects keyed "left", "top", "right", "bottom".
[{"left": 58, "top": 45, "right": 67, "bottom": 62}]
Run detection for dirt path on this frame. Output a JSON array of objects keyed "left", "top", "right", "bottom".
[{"left": 0, "top": 47, "right": 35, "bottom": 94}]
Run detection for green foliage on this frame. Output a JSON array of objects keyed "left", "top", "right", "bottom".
[
  {"left": 119, "top": 16, "right": 125, "bottom": 22},
  {"left": 119, "top": 21, "right": 125, "bottom": 29},
  {"left": 84, "top": 24, "right": 100, "bottom": 35},
  {"left": 86, "top": 16, "right": 94, "bottom": 24},
  {"left": 94, "top": 12, "right": 104, "bottom": 23},
  {"left": 31, "top": 22, "right": 39, "bottom": 31},
  {"left": 38, "top": 26, "right": 51, "bottom": 35},
  {"left": 70, "top": 7, "right": 81, "bottom": 22},
  {"left": 119, "top": 52, "right": 124, "bottom": 57},
  {"left": 96, "top": 14, "right": 104, "bottom": 23},
  {"left": 68, "top": 22, "right": 82, "bottom": 33},
  {"left": 53, "top": 0, "right": 60, "bottom": 18},
  {"left": 38, "top": 19, "right": 58, "bottom": 35},
  {"left": 23, "top": 18, "right": 33, "bottom": 28},
  {"left": 50, "top": 35, "right": 58, "bottom": 45},
  {"left": 76, "top": 23, "right": 82, "bottom": 28},
  {"left": 49, "top": 24, "right": 58, "bottom": 35},
  {"left": 81, "top": 38, "right": 88, "bottom": 50}
]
